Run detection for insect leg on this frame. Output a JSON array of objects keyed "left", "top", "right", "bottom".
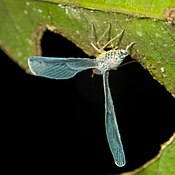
[{"left": 90, "top": 24, "right": 111, "bottom": 53}]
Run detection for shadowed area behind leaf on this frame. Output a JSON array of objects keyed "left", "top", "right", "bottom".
[{"left": 0, "top": 30, "right": 175, "bottom": 174}]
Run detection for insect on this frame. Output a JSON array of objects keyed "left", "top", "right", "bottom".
[{"left": 28, "top": 27, "right": 135, "bottom": 167}]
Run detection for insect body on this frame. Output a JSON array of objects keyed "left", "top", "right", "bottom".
[
  {"left": 94, "top": 49, "right": 129, "bottom": 75},
  {"left": 28, "top": 29, "right": 135, "bottom": 167}
]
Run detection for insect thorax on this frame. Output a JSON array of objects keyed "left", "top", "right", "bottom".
[{"left": 95, "top": 49, "right": 127, "bottom": 74}]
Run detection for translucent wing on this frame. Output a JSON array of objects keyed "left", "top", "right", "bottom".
[
  {"left": 28, "top": 56, "right": 98, "bottom": 79},
  {"left": 103, "top": 71, "right": 126, "bottom": 167}
]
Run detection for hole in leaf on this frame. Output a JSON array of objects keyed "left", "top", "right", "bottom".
[
  {"left": 0, "top": 30, "right": 175, "bottom": 174},
  {"left": 41, "top": 30, "right": 175, "bottom": 173}
]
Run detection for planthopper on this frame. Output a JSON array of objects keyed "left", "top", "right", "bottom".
[{"left": 28, "top": 27, "right": 135, "bottom": 167}]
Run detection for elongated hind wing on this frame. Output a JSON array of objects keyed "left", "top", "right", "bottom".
[
  {"left": 103, "top": 71, "right": 126, "bottom": 167},
  {"left": 28, "top": 56, "right": 98, "bottom": 79}
]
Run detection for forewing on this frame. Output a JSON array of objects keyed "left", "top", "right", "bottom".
[
  {"left": 103, "top": 71, "right": 126, "bottom": 167},
  {"left": 28, "top": 56, "right": 98, "bottom": 79}
]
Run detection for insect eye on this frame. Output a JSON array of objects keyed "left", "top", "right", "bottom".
[{"left": 121, "top": 50, "right": 128, "bottom": 55}]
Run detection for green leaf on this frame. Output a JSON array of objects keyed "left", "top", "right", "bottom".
[
  {"left": 49, "top": 0, "right": 175, "bottom": 20},
  {"left": 0, "top": 0, "right": 175, "bottom": 173},
  {"left": 121, "top": 133, "right": 175, "bottom": 175},
  {"left": 0, "top": 0, "right": 175, "bottom": 97}
]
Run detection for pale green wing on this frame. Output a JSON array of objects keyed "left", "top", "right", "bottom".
[
  {"left": 28, "top": 56, "right": 98, "bottom": 79},
  {"left": 103, "top": 71, "right": 126, "bottom": 167}
]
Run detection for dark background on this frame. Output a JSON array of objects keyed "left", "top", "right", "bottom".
[{"left": 1, "top": 30, "right": 175, "bottom": 174}]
